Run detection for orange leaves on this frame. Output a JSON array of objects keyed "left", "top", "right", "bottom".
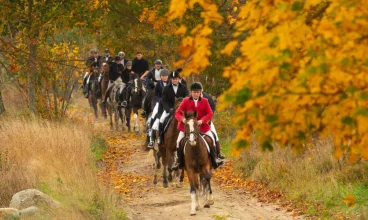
[{"left": 343, "top": 195, "right": 355, "bottom": 207}]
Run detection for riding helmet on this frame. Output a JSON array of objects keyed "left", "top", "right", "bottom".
[
  {"left": 118, "top": 51, "right": 125, "bottom": 57},
  {"left": 104, "top": 48, "right": 109, "bottom": 53},
  {"left": 170, "top": 67, "right": 182, "bottom": 78},
  {"left": 114, "top": 56, "right": 121, "bottom": 61},
  {"left": 160, "top": 69, "right": 169, "bottom": 76},
  {"left": 190, "top": 82, "right": 202, "bottom": 91},
  {"left": 126, "top": 61, "right": 132, "bottom": 66},
  {"left": 154, "top": 59, "right": 163, "bottom": 65}
]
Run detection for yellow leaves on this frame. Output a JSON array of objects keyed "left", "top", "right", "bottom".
[
  {"left": 221, "top": 40, "right": 238, "bottom": 56},
  {"left": 343, "top": 195, "right": 355, "bottom": 207},
  {"left": 175, "top": 25, "right": 187, "bottom": 35},
  {"left": 168, "top": 0, "right": 188, "bottom": 21}
]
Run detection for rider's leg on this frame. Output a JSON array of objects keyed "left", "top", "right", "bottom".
[
  {"left": 149, "top": 102, "right": 159, "bottom": 125},
  {"left": 158, "top": 110, "right": 170, "bottom": 131},
  {"left": 172, "top": 131, "right": 185, "bottom": 171},
  {"left": 204, "top": 130, "right": 224, "bottom": 169},
  {"left": 148, "top": 118, "right": 160, "bottom": 148},
  {"left": 210, "top": 122, "right": 225, "bottom": 159}
]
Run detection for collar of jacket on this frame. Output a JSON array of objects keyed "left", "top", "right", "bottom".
[{"left": 189, "top": 96, "right": 202, "bottom": 101}]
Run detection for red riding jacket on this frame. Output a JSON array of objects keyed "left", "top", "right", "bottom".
[{"left": 175, "top": 96, "right": 213, "bottom": 133}]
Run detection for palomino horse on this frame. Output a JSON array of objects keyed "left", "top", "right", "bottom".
[
  {"left": 107, "top": 78, "right": 125, "bottom": 130},
  {"left": 99, "top": 63, "right": 109, "bottom": 118},
  {"left": 182, "top": 111, "right": 214, "bottom": 215},
  {"left": 87, "top": 69, "right": 100, "bottom": 119},
  {"left": 129, "top": 75, "right": 146, "bottom": 134}
]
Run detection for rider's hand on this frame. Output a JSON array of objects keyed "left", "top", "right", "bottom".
[{"left": 197, "top": 120, "right": 203, "bottom": 125}]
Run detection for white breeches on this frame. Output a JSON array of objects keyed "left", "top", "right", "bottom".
[
  {"left": 176, "top": 130, "right": 216, "bottom": 149},
  {"left": 210, "top": 122, "right": 219, "bottom": 142},
  {"left": 159, "top": 110, "right": 170, "bottom": 123},
  {"left": 176, "top": 131, "right": 185, "bottom": 149},
  {"left": 151, "top": 102, "right": 159, "bottom": 119}
]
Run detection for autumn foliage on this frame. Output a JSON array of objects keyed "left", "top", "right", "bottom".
[{"left": 169, "top": 0, "right": 368, "bottom": 160}]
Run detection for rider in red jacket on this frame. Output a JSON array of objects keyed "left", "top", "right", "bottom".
[{"left": 172, "top": 82, "right": 224, "bottom": 170}]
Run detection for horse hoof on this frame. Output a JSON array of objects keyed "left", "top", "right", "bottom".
[
  {"left": 153, "top": 179, "right": 157, "bottom": 185},
  {"left": 190, "top": 210, "right": 196, "bottom": 216},
  {"left": 195, "top": 205, "right": 200, "bottom": 211},
  {"left": 168, "top": 175, "right": 173, "bottom": 182},
  {"left": 207, "top": 200, "right": 214, "bottom": 205},
  {"left": 204, "top": 204, "right": 210, "bottom": 208},
  {"left": 163, "top": 182, "right": 168, "bottom": 188},
  {"left": 156, "top": 163, "right": 161, "bottom": 169}
]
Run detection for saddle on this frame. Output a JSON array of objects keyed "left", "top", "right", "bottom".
[{"left": 179, "top": 133, "right": 212, "bottom": 154}]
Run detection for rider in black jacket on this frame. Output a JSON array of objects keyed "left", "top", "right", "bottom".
[{"left": 199, "top": 83, "right": 226, "bottom": 159}]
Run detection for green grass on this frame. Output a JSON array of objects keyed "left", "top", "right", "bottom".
[{"left": 91, "top": 133, "right": 108, "bottom": 161}]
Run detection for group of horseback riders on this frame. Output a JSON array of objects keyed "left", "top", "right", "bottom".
[{"left": 82, "top": 48, "right": 225, "bottom": 170}]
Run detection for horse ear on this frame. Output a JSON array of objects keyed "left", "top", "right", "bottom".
[{"left": 194, "top": 111, "right": 197, "bottom": 118}]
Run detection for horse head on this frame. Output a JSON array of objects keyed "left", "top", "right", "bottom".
[{"left": 184, "top": 111, "right": 199, "bottom": 146}]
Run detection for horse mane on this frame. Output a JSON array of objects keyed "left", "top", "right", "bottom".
[{"left": 185, "top": 111, "right": 197, "bottom": 120}]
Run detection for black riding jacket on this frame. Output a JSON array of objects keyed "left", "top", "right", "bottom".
[{"left": 161, "top": 83, "right": 189, "bottom": 112}]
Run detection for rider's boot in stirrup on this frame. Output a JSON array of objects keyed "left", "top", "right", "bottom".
[
  {"left": 147, "top": 130, "right": 155, "bottom": 149},
  {"left": 210, "top": 146, "right": 224, "bottom": 169},
  {"left": 216, "top": 141, "right": 226, "bottom": 159}
]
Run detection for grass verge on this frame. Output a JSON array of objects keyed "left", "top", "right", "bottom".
[
  {"left": 0, "top": 118, "right": 126, "bottom": 219},
  {"left": 214, "top": 108, "right": 368, "bottom": 219}
]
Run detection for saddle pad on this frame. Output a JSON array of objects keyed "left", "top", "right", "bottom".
[{"left": 163, "top": 115, "right": 173, "bottom": 133}]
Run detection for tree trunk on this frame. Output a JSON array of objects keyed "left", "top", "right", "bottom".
[
  {"left": 26, "top": 0, "right": 37, "bottom": 114},
  {"left": 28, "top": 43, "right": 37, "bottom": 113},
  {"left": 0, "top": 89, "right": 5, "bottom": 115}
]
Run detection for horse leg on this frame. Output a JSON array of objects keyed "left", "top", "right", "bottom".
[
  {"left": 187, "top": 170, "right": 198, "bottom": 215},
  {"left": 133, "top": 108, "right": 139, "bottom": 133},
  {"left": 114, "top": 107, "right": 119, "bottom": 130},
  {"left": 194, "top": 173, "right": 200, "bottom": 211},
  {"left": 205, "top": 170, "right": 214, "bottom": 206},
  {"left": 167, "top": 148, "right": 173, "bottom": 182},
  {"left": 109, "top": 106, "right": 113, "bottom": 130},
  {"left": 153, "top": 149, "right": 159, "bottom": 185},
  {"left": 177, "top": 168, "right": 184, "bottom": 188}
]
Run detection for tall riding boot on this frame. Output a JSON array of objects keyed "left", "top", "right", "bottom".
[
  {"left": 216, "top": 141, "right": 226, "bottom": 159},
  {"left": 210, "top": 146, "right": 224, "bottom": 169},
  {"left": 158, "top": 122, "right": 164, "bottom": 144},
  {"left": 172, "top": 147, "right": 184, "bottom": 171},
  {"left": 148, "top": 129, "right": 156, "bottom": 148}
]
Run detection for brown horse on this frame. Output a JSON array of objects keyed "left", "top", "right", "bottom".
[
  {"left": 99, "top": 63, "right": 109, "bottom": 118},
  {"left": 182, "top": 111, "right": 214, "bottom": 215},
  {"left": 152, "top": 99, "right": 184, "bottom": 187}
]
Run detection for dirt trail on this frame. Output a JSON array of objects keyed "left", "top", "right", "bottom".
[{"left": 70, "top": 95, "right": 302, "bottom": 220}]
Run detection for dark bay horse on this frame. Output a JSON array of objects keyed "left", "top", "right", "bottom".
[
  {"left": 130, "top": 75, "right": 146, "bottom": 134},
  {"left": 99, "top": 63, "right": 109, "bottom": 118},
  {"left": 152, "top": 99, "right": 184, "bottom": 188},
  {"left": 182, "top": 111, "right": 214, "bottom": 215},
  {"left": 87, "top": 69, "right": 100, "bottom": 119}
]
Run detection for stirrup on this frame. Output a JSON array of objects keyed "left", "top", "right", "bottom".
[
  {"left": 218, "top": 152, "right": 226, "bottom": 159},
  {"left": 121, "top": 101, "right": 127, "bottom": 107},
  {"left": 172, "top": 163, "right": 179, "bottom": 171},
  {"left": 147, "top": 141, "right": 154, "bottom": 149}
]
